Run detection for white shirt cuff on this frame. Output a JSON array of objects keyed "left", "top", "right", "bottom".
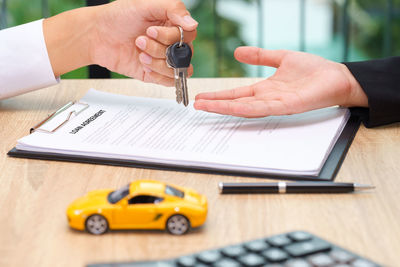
[{"left": 0, "top": 19, "right": 59, "bottom": 99}]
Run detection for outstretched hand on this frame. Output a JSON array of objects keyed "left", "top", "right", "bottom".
[{"left": 194, "top": 47, "right": 368, "bottom": 118}]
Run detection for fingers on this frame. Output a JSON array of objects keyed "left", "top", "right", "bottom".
[
  {"left": 135, "top": 4, "right": 197, "bottom": 87},
  {"left": 165, "top": 0, "right": 198, "bottom": 31},
  {"left": 195, "top": 86, "right": 255, "bottom": 101},
  {"left": 146, "top": 0, "right": 198, "bottom": 31},
  {"left": 135, "top": 24, "right": 195, "bottom": 81},
  {"left": 136, "top": 34, "right": 194, "bottom": 58},
  {"left": 138, "top": 52, "right": 193, "bottom": 78},
  {"left": 194, "top": 99, "right": 283, "bottom": 118},
  {"left": 135, "top": 36, "right": 167, "bottom": 59},
  {"left": 138, "top": 52, "right": 172, "bottom": 77},
  {"left": 146, "top": 26, "right": 197, "bottom": 46},
  {"left": 142, "top": 68, "right": 175, "bottom": 87},
  {"left": 234, "top": 47, "right": 289, "bottom": 68}
]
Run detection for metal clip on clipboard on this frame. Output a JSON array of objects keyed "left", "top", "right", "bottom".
[{"left": 30, "top": 101, "right": 89, "bottom": 134}]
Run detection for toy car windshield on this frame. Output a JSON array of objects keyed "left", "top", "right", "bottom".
[
  {"left": 165, "top": 185, "right": 184, "bottom": 198},
  {"left": 107, "top": 184, "right": 129, "bottom": 204}
]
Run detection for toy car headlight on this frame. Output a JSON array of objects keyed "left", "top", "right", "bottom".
[{"left": 74, "top": 210, "right": 83, "bottom": 216}]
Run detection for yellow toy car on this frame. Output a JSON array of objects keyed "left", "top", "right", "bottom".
[{"left": 66, "top": 180, "right": 208, "bottom": 235}]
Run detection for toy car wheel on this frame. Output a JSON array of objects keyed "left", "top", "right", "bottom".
[
  {"left": 166, "top": 214, "right": 190, "bottom": 235},
  {"left": 85, "top": 214, "right": 109, "bottom": 235}
]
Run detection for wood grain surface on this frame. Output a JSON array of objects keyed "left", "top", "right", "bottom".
[{"left": 0, "top": 78, "right": 399, "bottom": 266}]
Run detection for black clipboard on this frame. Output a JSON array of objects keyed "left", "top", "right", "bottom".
[{"left": 7, "top": 102, "right": 361, "bottom": 181}]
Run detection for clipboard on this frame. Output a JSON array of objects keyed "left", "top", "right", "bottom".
[
  {"left": 7, "top": 101, "right": 361, "bottom": 181},
  {"left": 29, "top": 101, "right": 89, "bottom": 134}
]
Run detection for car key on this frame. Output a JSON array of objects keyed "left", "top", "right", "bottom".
[
  {"left": 166, "top": 42, "right": 192, "bottom": 106},
  {"left": 166, "top": 44, "right": 183, "bottom": 104},
  {"left": 166, "top": 27, "right": 192, "bottom": 106}
]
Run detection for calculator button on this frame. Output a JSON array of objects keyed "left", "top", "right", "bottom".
[
  {"left": 122, "top": 263, "right": 176, "bottom": 267},
  {"left": 288, "top": 231, "right": 312, "bottom": 242},
  {"left": 158, "top": 262, "right": 177, "bottom": 267},
  {"left": 284, "top": 239, "right": 331, "bottom": 257},
  {"left": 221, "top": 245, "right": 247, "bottom": 258},
  {"left": 307, "top": 253, "right": 335, "bottom": 266},
  {"left": 244, "top": 240, "right": 270, "bottom": 252},
  {"left": 176, "top": 255, "right": 196, "bottom": 267},
  {"left": 261, "top": 248, "right": 288, "bottom": 262},
  {"left": 213, "top": 258, "right": 242, "bottom": 267},
  {"left": 237, "top": 253, "right": 266, "bottom": 267},
  {"left": 267, "top": 235, "right": 292, "bottom": 247},
  {"left": 196, "top": 250, "right": 221, "bottom": 264},
  {"left": 284, "top": 259, "right": 312, "bottom": 267},
  {"left": 351, "top": 259, "right": 378, "bottom": 267},
  {"left": 189, "top": 264, "right": 207, "bottom": 267},
  {"left": 330, "top": 249, "right": 355, "bottom": 263},
  {"left": 157, "top": 263, "right": 176, "bottom": 267}
]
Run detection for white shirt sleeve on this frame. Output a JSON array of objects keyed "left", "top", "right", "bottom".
[{"left": 0, "top": 19, "right": 59, "bottom": 99}]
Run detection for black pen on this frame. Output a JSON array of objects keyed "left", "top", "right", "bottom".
[{"left": 218, "top": 182, "right": 375, "bottom": 194}]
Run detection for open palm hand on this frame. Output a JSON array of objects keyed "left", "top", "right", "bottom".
[{"left": 194, "top": 47, "right": 367, "bottom": 117}]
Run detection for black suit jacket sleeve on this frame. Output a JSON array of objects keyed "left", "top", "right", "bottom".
[{"left": 343, "top": 57, "right": 400, "bottom": 128}]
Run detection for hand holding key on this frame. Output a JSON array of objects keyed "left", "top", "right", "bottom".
[
  {"left": 135, "top": 25, "right": 195, "bottom": 88},
  {"left": 41, "top": 0, "right": 197, "bottom": 82}
]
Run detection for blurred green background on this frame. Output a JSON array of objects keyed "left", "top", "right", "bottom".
[{"left": 1, "top": 0, "right": 398, "bottom": 79}]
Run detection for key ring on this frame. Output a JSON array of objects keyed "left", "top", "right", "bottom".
[{"left": 177, "top": 26, "right": 184, "bottom": 47}]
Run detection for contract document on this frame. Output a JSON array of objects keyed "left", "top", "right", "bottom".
[{"left": 13, "top": 89, "right": 352, "bottom": 177}]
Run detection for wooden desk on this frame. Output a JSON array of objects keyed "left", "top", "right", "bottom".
[{"left": 0, "top": 78, "right": 399, "bottom": 266}]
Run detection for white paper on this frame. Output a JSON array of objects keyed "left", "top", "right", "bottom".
[{"left": 17, "top": 89, "right": 350, "bottom": 176}]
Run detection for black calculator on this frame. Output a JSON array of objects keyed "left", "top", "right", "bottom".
[{"left": 87, "top": 231, "right": 381, "bottom": 267}]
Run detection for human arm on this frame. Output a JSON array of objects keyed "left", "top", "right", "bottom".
[
  {"left": 344, "top": 58, "right": 400, "bottom": 127},
  {"left": 0, "top": 0, "right": 197, "bottom": 99},
  {"left": 44, "top": 0, "right": 197, "bottom": 85},
  {"left": 0, "top": 20, "right": 58, "bottom": 99}
]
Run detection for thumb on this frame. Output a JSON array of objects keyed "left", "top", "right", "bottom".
[
  {"left": 166, "top": 0, "right": 198, "bottom": 31},
  {"left": 234, "top": 46, "right": 288, "bottom": 68}
]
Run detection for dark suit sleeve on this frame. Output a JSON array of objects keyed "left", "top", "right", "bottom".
[{"left": 343, "top": 57, "right": 400, "bottom": 128}]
